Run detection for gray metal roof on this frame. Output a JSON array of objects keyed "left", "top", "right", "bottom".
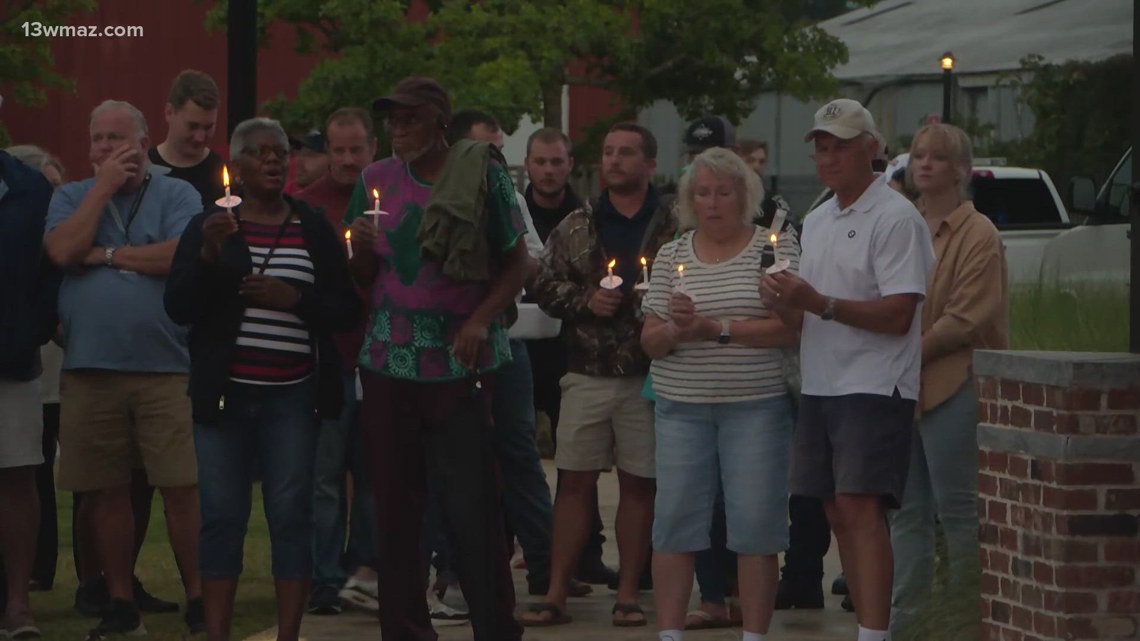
[{"left": 821, "top": 0, "right": 1133, "bottom": 82}]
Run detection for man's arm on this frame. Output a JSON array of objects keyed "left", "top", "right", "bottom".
[
  {"left": 803, "top": 292, "right": 921, "bottom": 336},
  {"left": 95, "top": 241, "right": 180, "bottom": 276},
  {"left": 471, "top": 242, "right": 529, "bottom": 326},
  {"left": 44, "top": 183, "right": 114, "bottom": 268},
  {"left": 533, "top": 218, "right": 595, "bottom": 323}
]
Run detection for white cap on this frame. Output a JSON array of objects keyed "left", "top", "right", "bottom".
[
  {"left": 880, "top": 153, "right": 910, "bottom": 184},
  {"left": 804, "top": 98, "right": 878, "bottom": 143}
]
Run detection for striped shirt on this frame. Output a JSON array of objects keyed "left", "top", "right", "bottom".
[
  {"left": 229, "top": 219, "right": 315, "bottom": 385},
  {"left": 642, "top": 225, "right": 800, "bottom": 403}
]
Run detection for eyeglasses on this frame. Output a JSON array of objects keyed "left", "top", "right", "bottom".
[{"left": 242, "top": 145, "right": 289, "bottom": 160}]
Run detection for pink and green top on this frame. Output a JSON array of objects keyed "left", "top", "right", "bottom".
[{"left": 343, "top": 158, "right": 524, "bottom": 381}]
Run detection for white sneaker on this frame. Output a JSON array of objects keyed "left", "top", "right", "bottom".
[
  {"left": 427, "top": 590, "right": 468, "bottom": 627},
  {"left": 440, "top": 583, "right": 469, "bottom": 614},
  {"left": 339, "top": 577, "right": 379, "bottom": 612}
]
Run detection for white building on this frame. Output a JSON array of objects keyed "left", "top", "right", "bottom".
[{"left": 639, "top": 0, "right": 1134, "bottom": 216}]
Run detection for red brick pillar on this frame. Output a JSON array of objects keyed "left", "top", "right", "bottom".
[{"left": 975, "top": 351, "right": 1140, "bottom": 641}]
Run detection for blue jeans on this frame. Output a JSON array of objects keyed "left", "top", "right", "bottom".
[
  {"left": 493, "top": 340, "right": 553, "bottom": 584},
  {"left": 195, "top": 379, "right": 319, "bottom": 579},
  {"left": 423, "top": 340, "right": 553, "bottom": 585},
  {"left": 312, "top": 371, "right": 377, "bottom": 587},
  {"left": 889, "top": 381, "right": 979, "bottom": 634},
  {"left": 653, "top": 395, "right": 793, "bottom": 555}
]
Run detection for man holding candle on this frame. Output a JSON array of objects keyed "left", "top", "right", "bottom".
[
  {"left": 43, "top": 100, "right": 206, "bottom": 637},
  {"left": 295, "top": 107, "right": 380, "bottom": 616},
  {"left": 343, "top": 76, "right": 529, "bottom": 641},
  {"left": 523, "top": 123, "right": 678, "bottom": 627},
  {"left": 760, "top": 98, "right": 934, "bottom": 641}
]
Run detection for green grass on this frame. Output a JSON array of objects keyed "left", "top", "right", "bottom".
[
  {"left": 31, "top": 490, "right": 278, "bottom": 641},
  {"left": 1008, "top": 282, "right": 1130, "bottom": 351}
]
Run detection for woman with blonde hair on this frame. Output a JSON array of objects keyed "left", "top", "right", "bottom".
[
  {"left": 642, "top": 146, "right": 800, "bottom": 641},
  {"left": 889, "top": 123, "right": 1007, "bottom": 637}
]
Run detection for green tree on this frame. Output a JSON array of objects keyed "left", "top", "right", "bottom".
[
  {"left": 0, "top": 0, "right": 95, "bottom": 145},
  {"left": 204, "top": 0, "right": 863, "bottom": 147}
]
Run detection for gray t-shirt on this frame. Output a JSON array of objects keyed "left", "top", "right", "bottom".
[{"left": 46, "top": 171, "right": 200, "bottom": 373}]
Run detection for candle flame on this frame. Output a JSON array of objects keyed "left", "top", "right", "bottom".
[
  {"left": 372, "top": 188, "right": 380, "bottom": 200},
  {"left": 770, "top": 233, "right": 778, "bottom": 245},
  {"left": 607, "top": 259, "right": 616, "bottom": 269},
  {"left": 222, "top": 165, "right": 229, "bottom": 188},
  {"left": 677, "top": 264, "right": 684, "bottom": 275},
  {"left": 640, "top": 256, "right": 647, "bottom": 266},
  {"left": 345, "top": 229, "right": 351, "bottom": 240}
]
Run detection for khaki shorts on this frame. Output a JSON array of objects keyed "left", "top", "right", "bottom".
[
  {"left": 554, "top": 373, "right": 655, "bottom": 478},
  {"left": 58, "top": 371, "right": 197, "bottom": 492}
]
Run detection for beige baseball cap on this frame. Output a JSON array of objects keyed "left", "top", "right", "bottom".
[{"left": 804, "top": 98, "right": 878, "bottom": 142}]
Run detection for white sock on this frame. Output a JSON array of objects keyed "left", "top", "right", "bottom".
[
  {"left": 743, "top": 632, "right": 767, "bottom": 641},
  {"left": 659, "top": 630, "right": 683, "bottom": 641},
  {"left": 857, "top": 626, "right": 890, "bottom": 641}
]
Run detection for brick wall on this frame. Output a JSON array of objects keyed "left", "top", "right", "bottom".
[{"left": 975, "top": 351, "right": 1140, "bottom": 641}]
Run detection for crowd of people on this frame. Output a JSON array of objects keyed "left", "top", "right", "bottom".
[{"left": 0, "top": 68, "right": 1009, "bottom": 641}]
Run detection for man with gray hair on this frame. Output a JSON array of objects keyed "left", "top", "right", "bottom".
[
  {"left": 44, "top": 99, "right": 206, "bottom": 638},
  {"left": 762, "top": 98, "right": 933, "bottom": 641}
]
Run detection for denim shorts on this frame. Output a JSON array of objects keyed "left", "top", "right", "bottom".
[
  {"left": 194, "top": 378, "right": 319, "bottom": 579},
  {"left": 653, "top": 395, "right": 793, "bottom": 555}
]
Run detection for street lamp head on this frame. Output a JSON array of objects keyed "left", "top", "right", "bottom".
[{"left": 941, "top": 52, "right": 955, "bottom": 71}]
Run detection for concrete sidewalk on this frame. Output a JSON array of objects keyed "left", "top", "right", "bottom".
[{"left": 247, "top": 461, "right": 854, "bottom": 640}]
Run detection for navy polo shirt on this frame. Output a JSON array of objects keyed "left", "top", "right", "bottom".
[{"left": 595, "top": 186, "right": 659, "bottom": 292}]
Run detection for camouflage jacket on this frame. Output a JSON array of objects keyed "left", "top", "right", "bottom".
[{"left": 534, "top": 196, "right": 678, "bottom": 378}]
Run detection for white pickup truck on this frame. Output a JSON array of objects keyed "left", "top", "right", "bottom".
[
  {"left": 1039, "top": 148, "right": 1132, "bottom": 287},
  {"left": 803, "top": 163, "right": 1072, "bottom": 286}
]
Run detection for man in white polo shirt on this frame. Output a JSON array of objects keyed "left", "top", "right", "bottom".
[{"left": 761, "top": 98, "right": 934, "bottom": 641}]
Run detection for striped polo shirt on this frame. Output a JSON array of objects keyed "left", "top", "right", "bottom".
[
  {"left": 642, "top": 225, "right": 800, "bottom": 403},
  {"left": 229, "top": 219, "right": 315, "bottom": 385}
]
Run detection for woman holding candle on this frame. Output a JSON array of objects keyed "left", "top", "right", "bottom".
[
  {"left": 888, "top": 124, "right": 1007, "bottom": 637},
  {"left": 164, "top": 117, "right": 362, "bottom": 641},
  {"left": 641, "top": 147, "right": 800, "bottom": 641}
]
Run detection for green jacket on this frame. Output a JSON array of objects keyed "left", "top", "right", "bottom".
[{"left": 417, "top": 139, "right": 508, "bottom": 281}]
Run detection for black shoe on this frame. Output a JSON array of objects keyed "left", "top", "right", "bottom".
[
  {"left": 841, "top": 594, "right": 854, "bottom": 612},
  {"left": 75, "top": 578, "right": 111, "bottom": 618},
  {"left": 773, "top": 579, "right": 825, "bottom": 610},
  {"left": 133, "top": 576, "right": 179, "bottom": 614},
  {"left": 307, "top": 583, "right": 343, "bottom": 615},
  {"left": 576, "top": 560, "right": 618, "bottom": 587},
  {"left": 831, "top": 573, "right": 848, "bottom": 595},
  {"left": 84, "top": 599, "right": 146, "bottom": 640},
  {"left": 184, "top": 597, "right": 206, "bottom": 635}
]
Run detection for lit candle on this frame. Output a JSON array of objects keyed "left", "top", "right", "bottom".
[
  {"left": 222, "top": 166, "right": 232, "bottom": 213},
  {"left": 372, "top": 188, "right": 381, "bottom": 212},
  {"left": 345, "top": 229, "right": 353, "bottom": 259},
  {"left": 770, "top": 232, "right": 778, "bottom": 249},
  {"left": 639, "top": 257, "right": 648, "bottom": 284},
  {"left": 607, "top": 258, "right": 616, "bottom": 281},
  {"left": 677, "top": 263, "right": 685, "bottom": 286}
]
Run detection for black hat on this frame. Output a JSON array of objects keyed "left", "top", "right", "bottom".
[
  {"left": 290, "top": 129, "right": 325, "bottom": 153},
  {"left": 372, "top": 76, "right": 452, "bottom": 122},
  {"left": 684, "top": 116, "right": 735, "bottom": 153}
]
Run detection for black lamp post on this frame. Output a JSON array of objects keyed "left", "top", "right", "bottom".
[
  {"left": 940, "top": 51, "right": 955, "bottom": 125},
  {"left": 227, "top": 0, "right": 258, "bottom": 138}
]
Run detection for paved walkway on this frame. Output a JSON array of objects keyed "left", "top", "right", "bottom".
[{"left": 247, "top": 462, "right": 854, "bottom": 640}]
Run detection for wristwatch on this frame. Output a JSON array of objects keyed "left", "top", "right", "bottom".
[
  {"left": 717, "top": 319, "right": 731, "bottom": 344},
  {"left": 104, "top": 246, "right": 117, "bottom": 268},
  {"left": 820, "top": 297, "right": 837, "bottom": 321}
]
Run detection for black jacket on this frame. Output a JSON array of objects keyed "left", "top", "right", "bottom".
[
  {"left": 0, "top": 152, "right": 60, "bottom": 381},
  {"left": 164, "top": 195, "right": 363, "bottom": 425}
]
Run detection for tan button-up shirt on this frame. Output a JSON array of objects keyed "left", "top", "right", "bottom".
[{"left": 920, "top": 201, "right": 1009, "bottom": 411}]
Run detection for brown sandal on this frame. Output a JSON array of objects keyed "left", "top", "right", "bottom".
[{"left": 519, "top": 602, "right": 572, "bottom": 627}]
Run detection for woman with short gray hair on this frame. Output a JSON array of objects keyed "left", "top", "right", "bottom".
[
  {"left": 165, "top": 117, "right": 362, "bottom": 641},
  {"left": 640, "top": 146, "right": 800, "bottom": 641}
]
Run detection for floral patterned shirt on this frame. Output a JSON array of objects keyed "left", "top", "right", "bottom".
[{"left": 343, "top": 158, "right": 524, "bottom": 381}]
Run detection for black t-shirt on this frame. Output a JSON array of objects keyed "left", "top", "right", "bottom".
[{"left": 148, "top": 148, "right": 226, "bottom": 211}]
